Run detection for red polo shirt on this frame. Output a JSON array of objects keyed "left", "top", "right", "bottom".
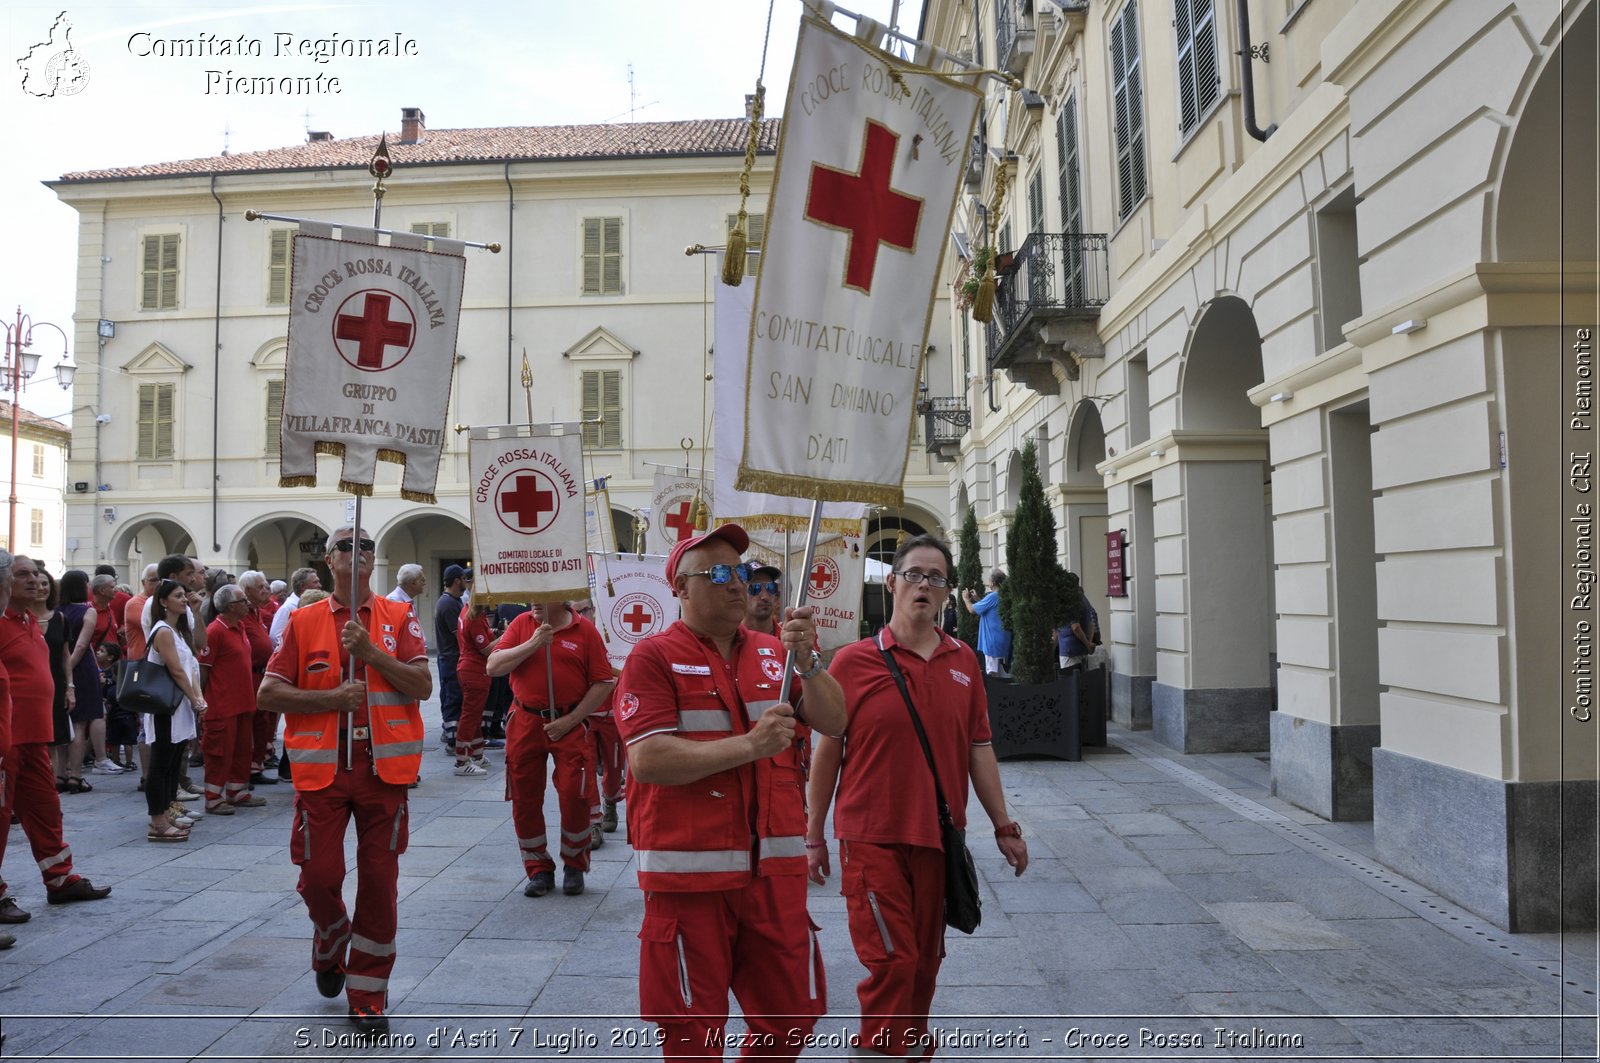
[
  {"left": 502, "top": 611, "right": 611, "bottom": 709},
  {"left": 828, "top": 627, "right": 991, "bottom": 849},
  {"left": 243, "top": 607, "right": 273, "bottom": 677},
  {"left": 457, "top": 610, "right": 494, "bottom": 680},
  {"left": 0, "top": 608, "right": 55, "bottom": 745},
  {"left": 265, "top": 596, "right": 429, "bottom": 726},
  {"left": 198, "top": 618, "right": 255, "bottom": 719}
]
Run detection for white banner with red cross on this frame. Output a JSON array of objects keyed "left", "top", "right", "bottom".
[
  {"left": 789, "top": 525, "right": 866, "bottom": 652},
  {"left": 468, "top": 423, "right": 588, "bottom": 606},
  {"left": 650, "top": 470, "right": 712, "bottom": 552},
  {"left": 281, "top": 226, "right": 465, "bottom": 503},
  {"left": 737, "top": 14, "right": 981, "bottom": 506},
  {"left": 588, "top": 553, "right": 679, "bottom": 670}
]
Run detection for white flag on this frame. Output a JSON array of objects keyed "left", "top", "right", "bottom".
[
  {"left": 281, "top": 228, "right": 465, "bottom": 502},
  {"left": 651, "top": 470, "right": 712, "bottom": 551},
  {"left": 589, "top": 553, "right": 679, "bottom": 670},
  {"left": 791, "top": 527, "right": 866, "bottom": 652},
  {"left": 737, "top": 14, "right": 980, "bottom": 505},
  {"left": 468, "top": 424, "right": 587, "bottom": 605}
]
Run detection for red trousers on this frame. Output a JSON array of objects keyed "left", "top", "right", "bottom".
[
  {"left": 456, "top": 671, "right": 488, "bottom": 760},
  {"left": 0, "top": 742, "right": 81, "bottom": 899},
  {"left": 251, "top": 708, "right": 279, "bottom": 771},
  {"left": 840, "top": 841, "right": 947, "bottom": 1060},
  {"left": 588, "top": 712, "right": 626, "bottom": 816},
  {"left": 201, "top": 713, "right": 254, "bottom": 806},
  {"left": 504, "top": 707, "right": 592, "bottom": 874},
  {"left": 638, "top": 874, "right": 825, "bottom": 1061},
  {"left": 290, "top": 750, "right": 410, "bottom": 1014}
]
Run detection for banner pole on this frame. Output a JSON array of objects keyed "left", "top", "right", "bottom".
[{"left": 777, "top": 498, "right": 824, "bottom": 707}]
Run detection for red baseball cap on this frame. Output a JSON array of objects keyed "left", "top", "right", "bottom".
[{"left": 665, "top": 523, "right": 751, "bottom": 583}]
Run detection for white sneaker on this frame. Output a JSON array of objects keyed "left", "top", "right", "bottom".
[
  {"left": 92, "top": 760, "right": 126, "bottom": 775},
  {"left": 454, "top": 760, "right": 488, "bottom": 776}
]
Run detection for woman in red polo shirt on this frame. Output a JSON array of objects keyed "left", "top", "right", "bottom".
[{"left": 806, "top": 534, "right": 1029, "bottom": 1060}]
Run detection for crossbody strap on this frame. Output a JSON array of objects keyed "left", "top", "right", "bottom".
[{"left": 875, "top": 632, "right": 956, "bottom": 830}]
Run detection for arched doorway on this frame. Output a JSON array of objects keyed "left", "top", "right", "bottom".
[
  {"left": 108, "top": 515, "right": 198, "bottom": 581},
  {"left": 232, "top": 513, "right": 333, "bottom": 589},
  {"left": 376, "top": 509, "right": 472, "bottom": 625},
  {"left": 1154, "top": 295, "right": 1274, "bottom": 752}
]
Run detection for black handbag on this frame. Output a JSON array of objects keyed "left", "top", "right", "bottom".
[
  {"left": 876, "top": 635, "right": 983, "bottom": 934},
  {"left": 116, "top": 655, "right": 183, "bottom": 717}
]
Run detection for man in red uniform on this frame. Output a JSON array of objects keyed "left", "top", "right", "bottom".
[
  {"left": 453, "top": 602, "right": 498, "bottom": 775},
  {"left": 237, "top": 571, "right": 280, "bottom": 786},
  {"left": 807, "top": 535, "right": 1028, "bottom": 1059},
  {"left": 569, "top": 600, "right": 622, "bottom": 851},
  {"left": 259, "top": 526, "right": 431, "bottom": 1037},
  {"left": 742, "top": 563, "right": 783, "bottom": 638},
  {"left": 197, "top": 584, "right": 266, "bottom": 813},
  {"left": 616, "top": 524, "right": 847, "bottom": 1061},
  {"left": 486, "top": 598, "right": 613, "bottom": 897},
  {"left": 0, "top": 555, "right": 112, "bottom": 918}
]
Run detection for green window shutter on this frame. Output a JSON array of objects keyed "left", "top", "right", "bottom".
[
  {"left": 159, "top": 234, "right": 180, "bottom": 309},
  {"left": 137, "top": 383, "right": 156, "bottom": 458},
  {"left": 265, "top": 378, "right": 285, "bottom": 456},
  {"left": 602, "top": 218, "right": 622, "bottom": 294},
  {"left": 581, "top": 370, "right": 601, "bottom": 446},
  {"left": 267, "top": 230, "right": 291, "bottom": 305},
  {"left": 1111, "top": 0, "right": 1147, "bottom": 219},
  {"left": 582, "top": 218, "right": 603, "bottom": 294},
  {"left": 1057, "top": 96, "right": 1083, "bottom": 234},
  {"left": 141, "top": 237, "right": 161, "bottom": 309},
  {"left": 409, "top": 221, "right": 450, "bottom": 250},
  {"left": 601, "top": 369, "right": 622, "bottom": 447},
  {"left": 155, "top": 382, "right": 174, "bottom": 458},
  {"left": 1027, "top": 171, "right": 1044, "bottom": 233}
]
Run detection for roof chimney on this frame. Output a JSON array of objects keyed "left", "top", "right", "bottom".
[
  {"left": 400, "top": 107, "right": 425, "bottom": 145},
  {"left": 307, "top": 130, "right": 333, "bottom": 143},
  {"left": 744, "top": 94, "right": 756, "bottom": 119}
]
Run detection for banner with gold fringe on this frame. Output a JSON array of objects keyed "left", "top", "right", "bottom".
[
  {"left": 650, "top": 470, "right": 712, "bottom": 551},
  {"left": 280, "top": 225, "right": 465, "bottom": 502},
  {"left": 737, "top": 12, "right": 980, "bottom": 505},
  {"left": 467, "top": 424, "right": 588, "bottom": 606},
  {"left": 589, "top": 552, "right": 679, "bottom": 671}
]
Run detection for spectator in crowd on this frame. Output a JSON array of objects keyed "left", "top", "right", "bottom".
[
  {"left": 197, "top": 584, "right": 265, "bottom": 814},
  {"left": 90, "top": 574, "right": 122, "bottom": 654},
  {"left": 143, "top": 579, "right": 205, "bottom": 842},
  {"left": 96, "top": 641, "right": 136, "bottom": 771},
  {"left": 61, "top": 570, "right": 120, "bottom": 780},
  {"left": 94, "top": 565, "right": 131, "bottom": 640},
  {"left": 0, "top": 554, "right": 114, "bottom": 904},
  {"left": 434, "top": 566, "right": 469, "bottom": 754},
  {"left": 962, "top": 569, "right": 1013, "bottom": 678},
  {"left": 124, "top": 564, "right": 159, "bottom": 661},
  {"left": 270, "top": 580, "right": 289, "bottom": 607},
  {"left": 236, "top": 571, "right": 279, "bottom": 785},
  {"left": 386, "top": 564, "right": 426, "bottom": 615},
  {"left": 453, "top": 601, "right": 498, "bottom": 775},
  {"left": 269, "top": 567, "right": 322, "bottom": 649},
  {"left": 1056, "top": 588, "right": 1100, "bottom": 673},
  {"left": 37, "top": 570, "right": 77, "bottom": 792},
  {"left": 809, "top": 535, "right": 1027, "bottom": 1058}
]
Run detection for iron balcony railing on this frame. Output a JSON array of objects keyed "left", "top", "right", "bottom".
[
  {"left": 984, "top": 231, "right": 1110, "bottom": 361},
  {"left": 995, "top": 1, "right": 1034, "bottom": 75},
  {"left": 917, "top": 396, "right": 970, "bottom": 455}
]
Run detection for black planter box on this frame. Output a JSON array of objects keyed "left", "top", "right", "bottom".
[{"left": 985, "top": 673, "right": 1080, "bottom": 761}]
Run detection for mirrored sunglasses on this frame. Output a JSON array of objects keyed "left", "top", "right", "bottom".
[
  {"left": 333, "top": 538, "right": 376, "bottom": 553},
  {"left": 747, "top": 581, "right": 780, "bottom": 597},
  {"left": 682, "top": 563, "right": 755, "bottom": 586}
]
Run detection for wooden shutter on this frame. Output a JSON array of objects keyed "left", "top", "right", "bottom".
[
  {"left": 602, "top": 218, "right": 622, "bottom": 294},
  {"left": 582, "top": 370, "right": 600, "bottom": 445},
  {"left": 137, "top": 383, "right": 156, "bottom": 458},
  {"left": 727, "top": 213, "right": 766, "bottom": 248},
  {"left": 159, "top": 235, "right": 179, "bottom": 309},
  {"left": 1176, "top": 0, "right": 1219, "bottom": 136},
  {"left": 582, "top": 370, "right": 623, "bottom": 447},
  {"left": 267, "top": 230, "right": 291, "bottom": 305},
  {"left": 265, "top": 378, "right": 284, "bottom": 456},
  {"left": 155, "top": 383, "right": 174, "bottom": 457},
  {"left": 1111, "top": 0, "right": 1146, "bottom": 219},
  {"left": 1027, "top": 171, "right": 1044, "bottom": 233},
  {"left": 1057, "top": 95, "right": 1084, "bottom": 234},
  {"left": 582, "top": 218, "right": 603, "bottom": 294},
  {"left": 141, "top": 236, "right": 161, "bottom": 309}
]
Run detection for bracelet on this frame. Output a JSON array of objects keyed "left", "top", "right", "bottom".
[
  {"left": 804, "top": 841, "right": 827, "bottom": 849},
  {"left": 994, "top": 821, "right": 1022, "bottom": 839}
]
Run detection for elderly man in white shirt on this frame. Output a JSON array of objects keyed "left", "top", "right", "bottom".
[
  {"left": 386, "top": 564, "right": 426, "bottom": 616},
  {"left": 268, "top": 567, "right": 321, "bottom": 649}
]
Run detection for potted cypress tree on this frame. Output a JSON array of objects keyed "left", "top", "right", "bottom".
[
  {"left": 991, "top": 439, "right": 1083, "bottom": 759},
  {"left": 955, "top": 504, "right": 982, "bottom": 656}
]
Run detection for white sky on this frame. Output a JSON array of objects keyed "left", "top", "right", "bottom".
[{"left": 1, "top": 0, "right": 922, "bottom": 420}]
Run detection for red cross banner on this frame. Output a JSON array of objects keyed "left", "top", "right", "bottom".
[
  {"left": 789, "top": 526, "right": 866, "bottom": 653},
  {"left": 737, "top": 13, "right": 980, "bottom": 505},
  {"left": 589, "top": 553, "right": 679, "bottom": 670},
  {"left": 280, "top": 226, "right": 466, "bottom": 502},
  {"left": 468, "top": 424, "right": 588, "bottom": 606},
  {"left": 650, "top": 470, "right": 713, "bottom": 552}
]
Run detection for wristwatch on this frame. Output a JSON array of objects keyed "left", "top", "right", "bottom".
[
  {"left": 793, "top": 649, "right": 824, "bottom": 679},
  {"left": 994, "top": 821, "right": 1022, "bottom": 839}
]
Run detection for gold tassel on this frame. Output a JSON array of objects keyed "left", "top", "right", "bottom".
[
  {"left": 971, "top": 257, "right": 996, "bottom": 323},
  {"left": 690, "top": 491, "right": 710, "bottom": 533},
  {"left": 723, "top": 214, "right": 748, "bottom": 286}
]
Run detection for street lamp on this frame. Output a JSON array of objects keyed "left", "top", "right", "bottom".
[{"left": 0, "top": 307, "right": 77, "bottom": 551}]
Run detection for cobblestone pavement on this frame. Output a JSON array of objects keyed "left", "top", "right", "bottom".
[{"left": 0, "top": 702, "right": 1594, "bottom": 1061}]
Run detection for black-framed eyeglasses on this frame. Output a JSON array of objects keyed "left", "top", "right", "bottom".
[
  {"left": 747, "top": 581, "right": 780, "bottom": 597},
  {"left": 682, "top": 563, "right": 755, "bottom": 586},
  {"left": 893, "top": 569, "right": 950, "bottom": 588},
  {"left": 332, "top": 538, "right": 376, "bottom": 553}
]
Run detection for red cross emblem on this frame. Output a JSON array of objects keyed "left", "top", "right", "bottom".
[
  {"left": 612, "top": 592, "right": 664, "bottom": 643},
  {"left": 662, "top": 499, "right": 696, "bottom": 543},
  {"left": 495, "top": 468, "right": 560, "bottom": 535},
  {"left": 804, "top": 120, "right": 924, "bottom": 294},
  {"left": 808, "top": 556, "right": 840, "bottom": 601},
  {"left": 332, "top": 290, "right": 416, "bottom": 372}
]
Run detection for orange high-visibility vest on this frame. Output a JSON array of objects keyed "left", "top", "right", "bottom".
[{"left": 282, "top": 596, "right": 424, "bottom": 790}]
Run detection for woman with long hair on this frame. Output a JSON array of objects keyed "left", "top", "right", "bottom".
[
  {"left": 60, "top": 569, "right": 119, "bottom": 781},
  {"left": 145, "top": 579, "right": 206, "bottom": 842},
  {"left": 35, "top": 570, "right": 77, "bottom": 792}
]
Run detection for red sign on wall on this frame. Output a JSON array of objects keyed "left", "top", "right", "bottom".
[{"left": 1107, "top": 530, "right": 1127, "bottom": 597}]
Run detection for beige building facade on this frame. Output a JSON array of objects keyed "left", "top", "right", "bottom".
[
  {"left": 49, "top": 112, "right": 958, "bottom": 615},
  {"left": 922, "top": 0, "right": 1596, "bottom": 931}
]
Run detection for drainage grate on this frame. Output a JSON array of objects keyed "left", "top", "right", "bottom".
[{"left": 1111, "top": 731, "right": 1600, "bottom": 1012}]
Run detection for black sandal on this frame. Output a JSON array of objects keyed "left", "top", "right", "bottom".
[
  {"left": 65, "top": 777, "right": 92, "bottom": 793},
  {"left": 55, "top": 777, "right": 68, "bottom": 793}
]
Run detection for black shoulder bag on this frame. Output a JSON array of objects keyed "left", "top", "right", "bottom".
[
  {"left": 876, "top": 634, "right": 982, "bottom": 934},
  {"left": 117, "top": 624, "right": 184, "bottom": 717}
]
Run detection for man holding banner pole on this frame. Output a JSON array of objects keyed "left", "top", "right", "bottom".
[{"left": 616, "top": 524, "right": 846, "bottom": 1060}]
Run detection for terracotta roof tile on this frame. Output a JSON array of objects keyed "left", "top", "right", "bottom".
[
  {"left": 0, "top": 401, "right": 71, "bottom": 441},
  {"left": 56, "top": 117, "right": 781, "bottom": 182}
]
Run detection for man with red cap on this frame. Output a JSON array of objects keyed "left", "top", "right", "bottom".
[
  {"left": 486, "top": 598, "right": 613, "bottom": 898},
  {"left": 616, "top": 524, "right": 847, "bottom": 1060}
]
